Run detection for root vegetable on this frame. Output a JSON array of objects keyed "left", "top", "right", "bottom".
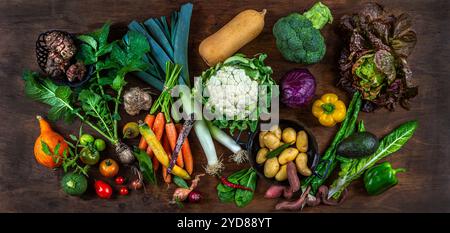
[
  {"left": 264, "top": 185, "right": 284, "bottom": 199},
  {"left": 306, "top": 185, "right": 348, "bottom": 207},
  {"left": 115, "top": 142, "right": 135, "bottom": 164},
  {"left": 123, "top": 87, "right": 152, "bottom": 116},
  {"left": 282, "top": 127, "right": 296, "bottom": 143},
  {"left": 259, "top": 131, "right": 268, "bottom": 148},
  {"left": 283, "top": 186, "right": 294, "bottom": 199},
  {"left": 199, "top": 9, "right": 267, "bottom": 66},
  {"left": 263, "top": 132, "right": 281, "bottom": 150},
  {"left": 171, "top": 174, "right": 205, "bottom": 203},
  {"left": 256, "top": 148, "right": 269, "bottom": 164},
  {"left": 296, "top": 130, "right": 308, "bottom": 152},
  {"left": 287, "top": 162, "right": 300, "bottom": 192},
  {"left": 275, "top": 186, "right": 311, "bottom": 210},
  {"left": 275, "top": 164, "right": 288, "bottom": 181},
  {"left": 264, "top": 157, "right": 280, "bottom": 178},
  {"left": 278, "top": 147, "right": 299, "bottom": 165},
  {"left": 295, "top": 152, "right": 312, "bottom": 176},
  {"left": 122, "top": 122, "right": 140, "bottom": 139},
  {"left": 270, "top": 125, "right": 282, "bottom": 140}
]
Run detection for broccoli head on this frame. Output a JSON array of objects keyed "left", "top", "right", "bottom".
[{"left": 272, "top": 2, "right": 332, "bottom": 64}]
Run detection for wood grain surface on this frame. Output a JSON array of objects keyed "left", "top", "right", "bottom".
[{"left": 0, "top": 0, "right": 449, "bottom": 213}]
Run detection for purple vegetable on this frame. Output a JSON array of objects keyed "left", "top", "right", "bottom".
[
  {"left": 281, "top": 69, "right": 316, "bottom": 108},
  {"left": 188, "top": 190, "right": 202, "bottom": 203}
]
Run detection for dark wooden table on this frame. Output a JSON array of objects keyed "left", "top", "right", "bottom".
[{"left": 1, "top": 0, "right": 449, "bottom": 213}]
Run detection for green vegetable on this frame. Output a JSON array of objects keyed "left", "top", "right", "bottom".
[
  {"left": 173, "top": 175, "right": 189, "bottom": 189},
  {"left": 79, "top": 147, "right": 100, "bottom": 165},
  {"left": 133, "top": 149, "right": 156, "bottom": 185},
  {"left": 273, "top": 2, "right": 332, "bottom": 64},
  {"left": 364, "top": 162, "right": 406, "bottom": 196},
  {"left": 94, "top": 138, "right": 106, "bottom": 151},
  {"left": 302, "top": 92, "right": 362, "bottom": 194},
  {"left": 337, "top": 132, "right": 380, "bottom": 158},
  {"left": 216, "top": 168, "right": 257, "bottom": 207},
  {"left": 328, "top": 121, "right": 418, "bottom": 199},
  {"left": 61, "top": 173, "right": 88, "bottom": 196},
  {"left": 266, "top": 143, "right": 292, "bottom": 159},
  {"left": 80, "top": 134, "right": 94, "bottom": 146}
]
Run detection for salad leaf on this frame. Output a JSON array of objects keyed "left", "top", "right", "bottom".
[
  {"left": 23, "top": 71, "right": 75, "bottom": 122},
  {"left": 235, "top": 170, "right": 257, "bottom": 208},
  {"left": 133, "top": 149, "right": 156, "bottom": 185},
  {"left": 328, "top": 120, "right": 418, "bottom": 199}
]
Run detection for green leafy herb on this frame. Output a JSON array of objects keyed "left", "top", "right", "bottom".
[
  {"left": 216, "top": 168, "right": 257, "bottom": 207},
  {"left": 133, "top": 149, "right": 156, "bottom": 185},
  {"left": 328, "top": 121, "right": 418, "bottom": 199}
]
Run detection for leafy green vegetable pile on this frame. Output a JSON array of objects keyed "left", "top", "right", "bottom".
[{"left": 217, "top": 168, "right": 257, "bottom": 208}]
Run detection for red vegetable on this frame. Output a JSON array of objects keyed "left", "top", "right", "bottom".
[
  {"left": 95, "top": 180, "right": 112, "bottom": 199},
  {"left": 281, "top": 68, "right": 316, "bottom": 108},
  {"left": 115, "top": 176, "right": 126, "bottom": 185},
  {"left": 188, "top": 190, "right": 202, "bottom": 203},
  {"left": 119, "top": 187, "right": 129, "bottom": 196},
  {"left": 220, "top": 176, "right": 254, "bottom": 192}
]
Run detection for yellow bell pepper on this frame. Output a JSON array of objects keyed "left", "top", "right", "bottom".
[{"left": 312, "top": 93, "right": 347, "bottom": 127}]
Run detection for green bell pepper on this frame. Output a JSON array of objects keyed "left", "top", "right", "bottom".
[{"left": 363, "top": 162, "right": 406, "bottom": 195}]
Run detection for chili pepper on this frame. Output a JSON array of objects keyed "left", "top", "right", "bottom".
[
  {"left": 312, "top": 93, "right": 347, "bottom": 127},
  {"left": 220, "top": 176, "right": 254, "bottom": 192},
  {"left": 364, "top": 162, "right": 406, "bottom": 196}
]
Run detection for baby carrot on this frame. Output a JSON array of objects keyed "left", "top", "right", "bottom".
[
  {"left": 166, "top": 122, "right": 184, "bottom": 168},
  {"left": 146, "top": 112, "right": 165, "bottom": 156},
  {"left": 139, "top": 114, "right": 155, "bottom": 150},
  {"left": 162, "top": 132, "right": 172, "bottom": 183}
]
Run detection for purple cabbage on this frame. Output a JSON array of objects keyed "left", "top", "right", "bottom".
[{"left": 281, "top": 69, "right": 316, "bottom": 108}]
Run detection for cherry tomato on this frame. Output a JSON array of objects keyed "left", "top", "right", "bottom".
[
  {"left": 94, "top": 139, "right": 106, "bottom": 151},
  {"left": 80, "top": 147, "right": 100, "bottom": 165},
  {"left": 80, "top": 134, "right": 94, "bottom": 146},
  {"left": 119, "top": 187, "right": 129, "bottom": 196},
  {"left": 95, "top": 180, "right": 112, "bottom": 199},
  {"left": 99, "top": 159, "right": 119, "bottom": 178},
  {"left": 115, "top": 176, "right": 126, "bottom": 185}
]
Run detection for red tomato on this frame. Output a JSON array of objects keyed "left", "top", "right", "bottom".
[
  {"left": 115, "top": 176, "right": 126, "bottom": 185},
  {"left": 119, "top": 187, "right": 129, "bottom": 196},
  {"left": 95, "top": 180, "right": 112, "bottom": 199}
]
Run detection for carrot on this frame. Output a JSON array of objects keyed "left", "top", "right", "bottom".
[
  {"left": 166, "top": 122, "right": 184, "bottom": 168},
  {"left": 152, "top": 154, "right": 160, "bottom": 172},
  {"left": 176, "top": 123, "right": 194, "bottom": 175},
  {"left": 162, "top": 132, "right": 172, "bottom": 183},
  {"left": 139, "top": 123, "right": 191, "bottom": 180},
  {"left": 139, "top": 114, "right": 155, "bottom": 150},
  {"left": 146, "top": 112, "right": 165, "bottom": 156}
]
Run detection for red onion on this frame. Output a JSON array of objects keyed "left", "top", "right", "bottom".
[{"left": 188, "top": 190, "right": 202, "bottom": 203}]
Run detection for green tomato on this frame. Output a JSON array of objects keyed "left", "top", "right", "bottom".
[
  {"left": 80, "top": 134, "right": 95, "bottom": 146},
  {"left": 80, "top": 147, "right": 100, "bottom": 165},
  {"left": 94, "top": 139, "right": 106, "bottom": 152}
]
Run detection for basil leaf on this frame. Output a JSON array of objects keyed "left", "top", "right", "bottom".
[
  {"left": 329, "top": 121, "right": 418, "bottom": 199},
  {"left": 173, "top": 176, "right": 189, "bottom": 189}
]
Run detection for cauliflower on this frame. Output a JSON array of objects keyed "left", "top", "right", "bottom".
[
  {"left": 198, "top": 53, "right": 275, "bottom": 132},
  {"left": 273, "top": 2, "right": 332, "bottom": 64}
]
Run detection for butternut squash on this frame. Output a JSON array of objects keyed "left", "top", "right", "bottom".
[
  {"left": 34, "top": 115, "right": 69, "bottom": 168},
  {"left": 199, "top": 9, "right": 267, "bottom": 66}
]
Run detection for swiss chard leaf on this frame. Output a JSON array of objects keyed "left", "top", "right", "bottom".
[
  {"left": 328, "top": 120, "right": 418, "bottom": 199},
  {"left": 235, "top": 169, "right": 257, "bottom": 208},
  {"left": 23, "top": 71, "right": 76, "bottom": 122}
]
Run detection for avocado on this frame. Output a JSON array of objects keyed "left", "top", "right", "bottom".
[
  {"left": 337, "top": 132, "right": 379, "bottom": 158},
  {"left": 61, "top": 173, "right": 88, "bottom": 196}
]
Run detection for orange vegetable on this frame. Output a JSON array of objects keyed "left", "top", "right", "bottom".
[
  {"left": 138, "top": 114, "right": 155, "bottom": 150},
  {"left": 146, "top": 112, "right": 165, "bottom": 156},
  {"left": 34, "top": 115, "right": 69, "bottom": 168},
  {"left": 166, "top": 122, "right": 184, "bottom": 168},
  {"left": 99, "top": 159, "right": 119, "bottom": 178},
  {"left": 176, "top": 123, "right": 193, "bottom": 175}
]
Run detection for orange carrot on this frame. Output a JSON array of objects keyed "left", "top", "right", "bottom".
[
  {"left": 176, "top": 123, "right": 194, "bottom": 175},
  {"left": 166, "top": 122, "right": 184, "bottom": 168},
  {"left": 146, "top": 112, "right": 165, "bottom": 156},
  {"left": 152, "top": 154, "right": 160, "bottom": 172},
  {"left": 139, "top": 114, "right": 155, "bottom": 150},
  {"left": 162, "top": 132, "right": 172, "bottom": 183}
]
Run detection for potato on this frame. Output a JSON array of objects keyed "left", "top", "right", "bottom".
[
  {"left": 256, "top": 148, "right": 269, "bottom": 164},
  {"left": 269, "top": 125, "right": 282, "bottom": 139},
  {"left": 295, "top": 153, "right": 312, "bottom": 176},
  {"left": 263, "top": 132, "right": 280, "bottom": 150},
  {"left": 275, "top": 165, "right": 288, "bottom": 181},
  {"left": 296, "top": 130, "right": 308, "bottom": 153},
  {"left": 264, "top": 157, "right": 280, "bottom": 178},
  {"left": 259, "top": 131, "right": 268, "bottom": 148},
  {"left": 278, "top": 147, "right": 299, "bottom": 165},
  {"left": 199, "top": 9, "right": 267, "bottom": 66},
  {"left": 282, "top": 127, "right": 296, "bottom": 143}
]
